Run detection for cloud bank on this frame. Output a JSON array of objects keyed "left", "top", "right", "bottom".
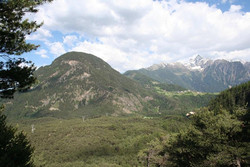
[{"left": 28, "top": 0, "right": 250, "bottom": 72}]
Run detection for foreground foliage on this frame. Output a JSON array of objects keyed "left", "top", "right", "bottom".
[
  {"left": 168, "top": 108, "right": 248, "bottom": 167},
  {"left": 0, "top": 0, "right": 52, "bottom": 98},
  {"left": 141, "top": 107, "right": 249, "bottom": 167},
  {"left": 0, "top": 106, "right": 34, "bottom": 167},
  {"left": 1, "top": 1, "right": 51, "bottom": 166},
  {"left": 140, "top": 81, "right": 250, "bottom": 166}
]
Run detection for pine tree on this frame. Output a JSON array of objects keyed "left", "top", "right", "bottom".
[
  {"left": 0, "top": 0, "right": 52, "bottom": 98},
  {"left": 0, "top": 106, "right": 34, "bottom": 167},
  {"left": 0, "top": 0, "right": 52, "bottom": 166}
]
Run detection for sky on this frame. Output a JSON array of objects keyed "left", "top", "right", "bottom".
[{"left": 25, "top": 0, "right": 250, "bottom": 72}]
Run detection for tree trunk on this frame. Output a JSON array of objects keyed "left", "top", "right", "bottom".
[
  {"left": 236, "top": 158, "right": 241, "bottom": 167},
  {"left": 147, "top": 152, "right": 150, "bottom": 167}
]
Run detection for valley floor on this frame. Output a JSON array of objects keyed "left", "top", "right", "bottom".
[{"left": 10, "top": 116, "right": 188, "bottom": 167}]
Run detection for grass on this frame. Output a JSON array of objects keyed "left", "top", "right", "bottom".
[{"left": 155, "top": 86, "right": 217, "bottom": 97}]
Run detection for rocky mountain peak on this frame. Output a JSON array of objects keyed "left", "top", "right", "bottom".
[
  {"left": 186, "top": 55, "right": 212, "bottom": 71},
  {"left": 192, "top": 55, "right": 203, "bottom": 64}
]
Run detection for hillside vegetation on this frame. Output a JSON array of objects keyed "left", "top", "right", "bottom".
[
  {"left": 12, "top": 116, "right": 189, "bottom": 167},
  {"left": 124, "top": 71, "right": 186, "bottom": 92},
  {"left": 209, "top": 81, "right": 250, "bottom": 112}
]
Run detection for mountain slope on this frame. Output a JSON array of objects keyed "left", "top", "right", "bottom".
[
  {"left": 124, "top": 70, "right": 216, "bottom": 115},
  {"left": 209, "top": 80, "right": 250, "bottom": 112},
  {"left": 131, "top": 55, "right": 250, "bottom": 92},
  {"left": 124, "top": 70, "right": 186, "bottom": 92},
  {"left": 4, "top": 52, "right": 156, "bottom": 118}
]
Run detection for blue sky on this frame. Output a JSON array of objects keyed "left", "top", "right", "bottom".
[
  {"left": 187, "top": 0, "right": 250, "bottom": 12},
  {"left": 25, "top": 0, "right": 250, "bottom": 72}
]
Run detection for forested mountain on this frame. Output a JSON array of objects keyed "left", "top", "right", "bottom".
[
  {"left": 209, "top": 80, "right": 250, "bottom": 145},
  {"left": 4, "top": 52, "right": 158, "bottom": 118},
  {"left": 128, "top": 55, "right": 250, "bottom": 92},
  {"left": 209, "top": 81, "right": 250, "bottom": 111}
]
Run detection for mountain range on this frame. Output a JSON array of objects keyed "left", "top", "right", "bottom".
[
  {"left": 126, "top": 55, "right": 250, "bottom": 92},
  {"left": 6, "top": 52, "right": 196, "bottom": 118},
  {"left": 4, "top": 52, "right": 249, "bottom": 118}
]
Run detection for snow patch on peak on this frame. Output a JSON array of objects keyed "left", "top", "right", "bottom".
[
  {"left": 146, "top": 55, "right": 212, "bottom": 71},
  {"left": 184, "top": 55, "right": 212, "bottom": 71},
  {"left": 229, "top": 58, "right": 246, "bottom": 64}
]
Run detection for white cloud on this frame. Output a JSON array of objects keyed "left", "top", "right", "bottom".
[
  {"left": 72, "top": 41, "right": 132, "bottom": 72},
  {"left": 229, "top": 5, "right": 242, "bottom": 12},
  {"left": 41, "top": 54, "right": 49, "bottom": 59},
  {"left": 63, "top": 35, "right": 78, "bottom": 47},
  {"left": 26, "top": 28, "right": 52, "bottom": 42},
  {"left": 47, "top": 42, "right": 66, "bottom": 57},
  {"left": 31, "top": 0, "right": 250, "bottom": 72},
  {"left": 35, "top": 49, "right": 49, "bottom": 58},
  {"left": 221, "top": 0, "right": 234, "bottom": 4},
  {"left": 71, "top": 41, "right": 170, "bottom": 72},
  {"left": 210, "top": 48, "right": 250, "bottom": 61}
]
